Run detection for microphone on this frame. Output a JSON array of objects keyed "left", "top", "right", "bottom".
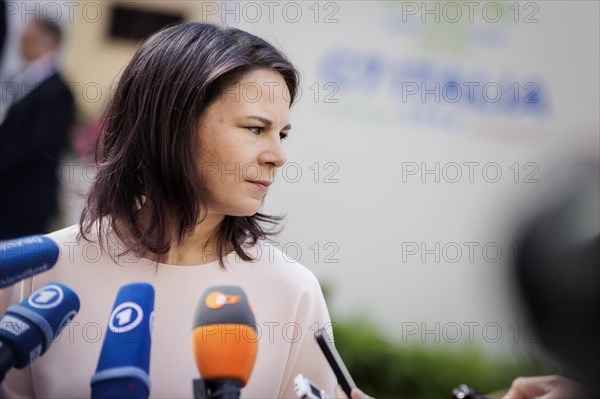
[
  {"left": 192, "top": 285, "right": 258, "bottom": 399},
  {"left": 0, "top": 235, "right": 60, "bottom": 288},
  {"left": 90, "top": 282, "right": 155, "bottom": 399},
  {"left": 0, "top": 282, "right": 80, "bottom": 382}
]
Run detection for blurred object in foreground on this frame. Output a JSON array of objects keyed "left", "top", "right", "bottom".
[{"left": 512, "top": 160, "right": 599, "bottom": 395}]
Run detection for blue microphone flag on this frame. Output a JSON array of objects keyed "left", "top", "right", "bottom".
[
  {"left": 0, "top": 235, "right": 59, "bottom": 288},
  {"left": 0, "top": 282, "right": 80, "bottom": 368},
  {"left": 91, "top": 282, "right": 155, "bottom": 399}
]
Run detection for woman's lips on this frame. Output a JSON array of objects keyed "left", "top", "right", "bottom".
[{"left": 247, "top": 180, "right": 272, "bottom": 192}]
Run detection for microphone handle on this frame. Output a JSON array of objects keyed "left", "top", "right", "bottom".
[
  {"left": 91, "top": 377, "right": 149, "bottom": 399},
  {"left": 206, "top": 378, "right": 242, "bottom": 399},
  {"left": 193, "top": 378, "right": 208, "bottom": 399},
  {"left": 0, "top": 341, "right": 16, "bottom": 383}
]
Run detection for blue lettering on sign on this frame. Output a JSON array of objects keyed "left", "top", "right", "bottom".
[{"left": 318, "top": 48, "right": 550, "bottom": 122}]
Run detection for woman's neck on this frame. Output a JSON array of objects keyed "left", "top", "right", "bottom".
[
  {"left": 132, "top": 204, "right": 226, "bottom": 266},
  {"left": 158, "top": 212, "right": 225, "bottom": 266}
]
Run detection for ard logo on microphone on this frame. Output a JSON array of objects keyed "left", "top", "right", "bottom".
[
  {"left": 28, "top": 284, "right": 64, "bottom": 309},
  {"left": 205, "top": 291, "right": 241, "bottom": 309},
  {"left": 108, "top": 302, "right": 144, "bottom": 334}
]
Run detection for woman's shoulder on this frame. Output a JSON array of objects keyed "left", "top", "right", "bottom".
[
  {"left": 46, "top": 223, "right": 81, "bottom": 243},
  {"left": 45, "top": 224, "right": 83, "bottom": 260},
  {"left": 44, "top": 223, "right": 135, "bottom": 272},
  {"left": 46, "top": 223, "right": 101, "bottom": 263}
]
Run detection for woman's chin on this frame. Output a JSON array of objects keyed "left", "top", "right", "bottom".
[{"left": 225, "top": 205, "right": 263, "bottom": 217}]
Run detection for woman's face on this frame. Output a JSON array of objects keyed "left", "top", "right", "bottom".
[{"left": 197, "top": 68, "right": 291, "bottom": 217}]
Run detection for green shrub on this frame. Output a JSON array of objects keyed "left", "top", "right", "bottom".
[{"left": 332, "top": 318, "right": 549, "bottom": 398}]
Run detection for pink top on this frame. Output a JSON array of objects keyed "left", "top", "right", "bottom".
[{"left": 0, "top": 224, "right": 336, "bottom": 398}]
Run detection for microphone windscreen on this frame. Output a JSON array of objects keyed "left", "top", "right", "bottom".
[
  {"left": 0, "top": 282, "right": 80, "bottom": 368},
  {"left": 192, "top": 286, "right": 258, "bottom": 386},
  {"left": 91, "top": 282, "right": 154, "bottom": 399},
  {"left": 0, "top": 235, "right": 59, "bottom": 288}
]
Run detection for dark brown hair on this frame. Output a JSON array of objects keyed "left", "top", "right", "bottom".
[
  {"left": 80, "top": 22, "right": 299, "bottom": 267},
  {"left": 35, "top": 18, "right": 62, "bottom": 46}
]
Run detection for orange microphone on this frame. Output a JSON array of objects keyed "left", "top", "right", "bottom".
[{"left": 191, "top": 286, "right": 258, "bottom": 399}]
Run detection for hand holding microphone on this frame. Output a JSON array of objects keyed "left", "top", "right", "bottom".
[
  {"left": 0, "top": 282, "right": 80, "bottom": 381},
  {"left": 192, "top": 285, "right": 258, "bottom": 399}
]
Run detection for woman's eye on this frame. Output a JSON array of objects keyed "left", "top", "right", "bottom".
[
  {"left": 248, "top": 127, "right": 264, "bottom": 135},
  {"left": 247, "top": 126, "right": 288, "bottom": 140}
]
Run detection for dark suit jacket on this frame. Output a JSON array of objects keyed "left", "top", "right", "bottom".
[
  {"left": 0, "top": 0, "right": 6, "bottom": 61},
  {"left": 0, "top": 72, "right": 75, "bottom": 239}
]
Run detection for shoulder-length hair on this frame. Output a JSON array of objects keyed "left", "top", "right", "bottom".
[{"left": 80, "top": 22, "right": 299, "bottom": 267}]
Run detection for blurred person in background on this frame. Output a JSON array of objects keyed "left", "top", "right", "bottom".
[
  {"left": 0, "top": 0, "right": 6, "bottom": 62},
  {"left": 0, "top": 17, "right": 74, "bottom": 240}
]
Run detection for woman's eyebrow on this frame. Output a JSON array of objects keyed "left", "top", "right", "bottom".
[{"left": 245, "top": 115, "right": 292, "bottom": 130}]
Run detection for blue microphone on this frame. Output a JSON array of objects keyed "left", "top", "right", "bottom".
[
  {"left": 91, "top": 283, "right": 155, "bottom": 399},
  {"left": 0, "top": 282, "right": 80, "bottom": 381},
  {"left": 0, "top": 235, "right": 60, "bottom": 288}
]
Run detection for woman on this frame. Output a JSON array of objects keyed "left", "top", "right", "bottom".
[{"left": 1, "top": 22, "right": 336, "bottom": 398}]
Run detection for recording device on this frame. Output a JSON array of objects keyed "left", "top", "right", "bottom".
[
  {"left": 451, "top": 384, "right": 490, "bottom": 399},
  {"left": 0, "top": 235, "right": 59, "bottom": 288},
  {"left": 90, "top": 283, "right": 155, "bottom": 399},
  {"left": 0, "top": 282, "right": 80, "bottom": 381},
  {"left": 293, "top": 374, "right": 330, "bottom": 399},
  {"left": 314, "top": 327, "right": 357, "bottom": 397},
  {"left": 192, "top": 285, "right": 258, "bottom": 399}
]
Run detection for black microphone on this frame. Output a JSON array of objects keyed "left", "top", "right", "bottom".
[
  {"left": 192, "top": 286, "right": 258, "bottom": 399},
  {"left": 90, "top": 282, "right": 155, "bottom": 399},
  {"left": 0, "top": 282, "right": 80, "bottom": 381},
  {"left": 0, "top": 235, "right": 59, "bottom": 288}
]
